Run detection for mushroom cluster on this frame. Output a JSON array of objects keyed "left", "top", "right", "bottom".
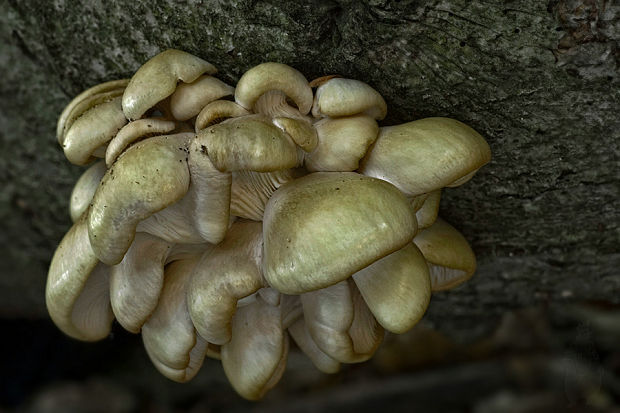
[{"left": 47, "top": 49, "right": 491, "bottom": 400}]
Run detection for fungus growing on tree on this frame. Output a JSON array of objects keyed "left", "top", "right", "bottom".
[{"left": 46, "top": 49, "right": 491, "bottom": 399}]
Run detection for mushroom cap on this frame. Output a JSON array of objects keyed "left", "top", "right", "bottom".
[
  {"left": 301, "top": 279, "right": 383, "bottom": 363},
  {"left": 122, "top": 49, "right": 217, "bottom": 120},
  {"left": 413, "top": 217, "right": 477, "bottom": 291},
  {"left": 105, "top": 118, "right": 177, "bottom": 167},
  {"left": 263, "top": 172, "right": 417, "bottom": 294},
  {"left": 57, "top": 79, "right": 129, "bottom": 144},
  {"left": 109, "top": 232, "right": 172, "bottom": 333},
  {"left": 195, "top": 114, "right": 298, "bottom": 172},
  {"left": 359, "top": 117, "right": 491, "bottom": 196},
  {"left": 142, "top": 256, "right": 207, "bottom": 383},
  {"left": 195, "top": 100, "right": 250, "bottom": 131},
  {"left": 62, "top": 96, "right": 128, "bottom": 165},
  {"left": 88, "top": 133, "right": 192, "bottom": 265},
  {"left": 352, "top": 243, "right": 431, "bottom": 334},
  {"left": 272, "top": 116, "right": 318, "bottom": 153},
  {"left": 288, "top": 318, "right": 340, "bottom": 374},
  {"left": 169, "top": 75, "right": 235, "bottom": 121},
  {"left": 305, "top": 115, "right": 379, "bottom": 172},
  {"left": 46, "top": 214, "right": 113, "bottom": 341},
  {"left": 187, "top": 220, "right": 264, "bottom": 345},
  {"left": 235, "top": 62, "right": 312, "bottom": 114},
  {"left": 221, "top": 295, "right": 289, "bottom": 400},
  {"left": 312, "top": 78, "right": 387, "bottom": 120},
  {"left": 70, "top": 161, "right": 107, "bottom": 222}
]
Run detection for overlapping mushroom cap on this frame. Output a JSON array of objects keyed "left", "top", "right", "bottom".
[{"left": 47, "top": 49, "right": 491, "bottom": 400}]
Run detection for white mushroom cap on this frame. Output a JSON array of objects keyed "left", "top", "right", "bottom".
[
  {"left": 46, "top": 214, "right": 113, "bottom": 341},
  {"left": 105, "top": 118, "right": 177, "bottom": 167},
  {"left": 109, "top": 232, "right": 172, "bottom": 333},
  {"left": 62, "top": 96, "right": 128, "bottom": 165},
  {"left": 195, "top": 100, "right": 250, "bottom": 132},
  {"left": 169, "top": 75, "right": 235, "bottom": 121},
  {"left": 304, "top": 115, "right": 379, "bottom": 172},
  {"left": 188, "top": 220, "right": 264, "bottom": 345},
  {"left": 413, "top": 217, "right": 477, "bottom": 291},
  {"left": 312, "top": 78, "right": 387, "bottom": 120},
  {"left": 263, "top": 172, "right": 417, "bottom": 294},
  {"left": 359, "top": 117, "right": 491, "bottom": 196},
  {"left": 88, "top": 133, "right": 192, "bottom": 265},
  {"left": 235, "top": 62, "right": 313, "bottom": 114},
  {"left": 221, "top": 295, "right": 289, "bottom": 400},
  {"left": 195, "top": 115, "right": 299, "bottom": 172},
  {"left": 300, "top": 279, "right": 383, "bottom": 363},
  {"left": 57, "top": 79, "right": 129, "bottom": 144},
  {"left": 142, "top": 256, "right": 208, "bottom": 383},
  {"left": 70, "top": 161, "right": 107, "bottom": 223},
  {"left": 352, "top": 243, "right": 431, "bottom": 334},
  {"left": 122, "top": 49, "right": 217, "bottom": 120}
]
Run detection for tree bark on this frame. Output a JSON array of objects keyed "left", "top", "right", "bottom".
[{"left": 0, "top": 0, "right": 618, "bottom": 341}]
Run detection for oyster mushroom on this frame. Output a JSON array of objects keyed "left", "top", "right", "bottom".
[
  {"left": 221, "top": 294, "right": 289, "bottom": 400},
  {"left": 105, "top": 118, "right": 177, "bottom": 167},
  {"left": 195, "top": 100, "right": 250, "bottom": 131},
  {"left": 188, "top": 220, "right": 264, "bottom": 345},
  {"left": 312, "top": 77, "right": 387, "bottom": 120},
  {"left": 47, "top": 52, "right": 493, "bottom": 400},
  {"left": 235, "top": 62, "right": 313, "bottom": 114},
  {"left": 122, "top": 49, "right": 217, "bottom": 120},
  {"left": 352, "top": 243, "right": 431, "bottom": 333},
  {"left": 69, "top": 161, "right": 107, "bottom": 223},
  {"left": 288, "top": 317, "right": 340, "bottom": 373},
  {"left": 169, "top": 75, "right": 235, "bottom": 121},
  {"left": 359, "top": 117, "right": 491, "bottom": 196},
  {"left": 57, "top": 79, "right": 129, "bottom": 145},
  {"left": 142, "top": 256, "right": 208, "bottom": 383},
  {"left": 62, "top": 96, "right": 128, "bottom": 165},
  {"left": 46, "top": 214, "right": 113, "bottom": 341},
  {"left": 300, "top": 279, "right": 384, "bottom": 363},
  {"left": 109, "top": 232, "right": 173, "bottom": 333},
  {"left": 413, "top": 217, "right": 477, "bottom": 291},
  {"left": 304, "top": 115, "right": 379, "bottom": 172},
  {"left": 262, "top": 172, "right": 417, "bottom": 294},
  {"left": 88, "top": 133, "right": 192, "bottom": 265},
  {"left": 272, "top": 116, "right": 318, "bottom": 153},
  {"left": 195, "top": 114, "right": 299, "bottom": 172}
]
